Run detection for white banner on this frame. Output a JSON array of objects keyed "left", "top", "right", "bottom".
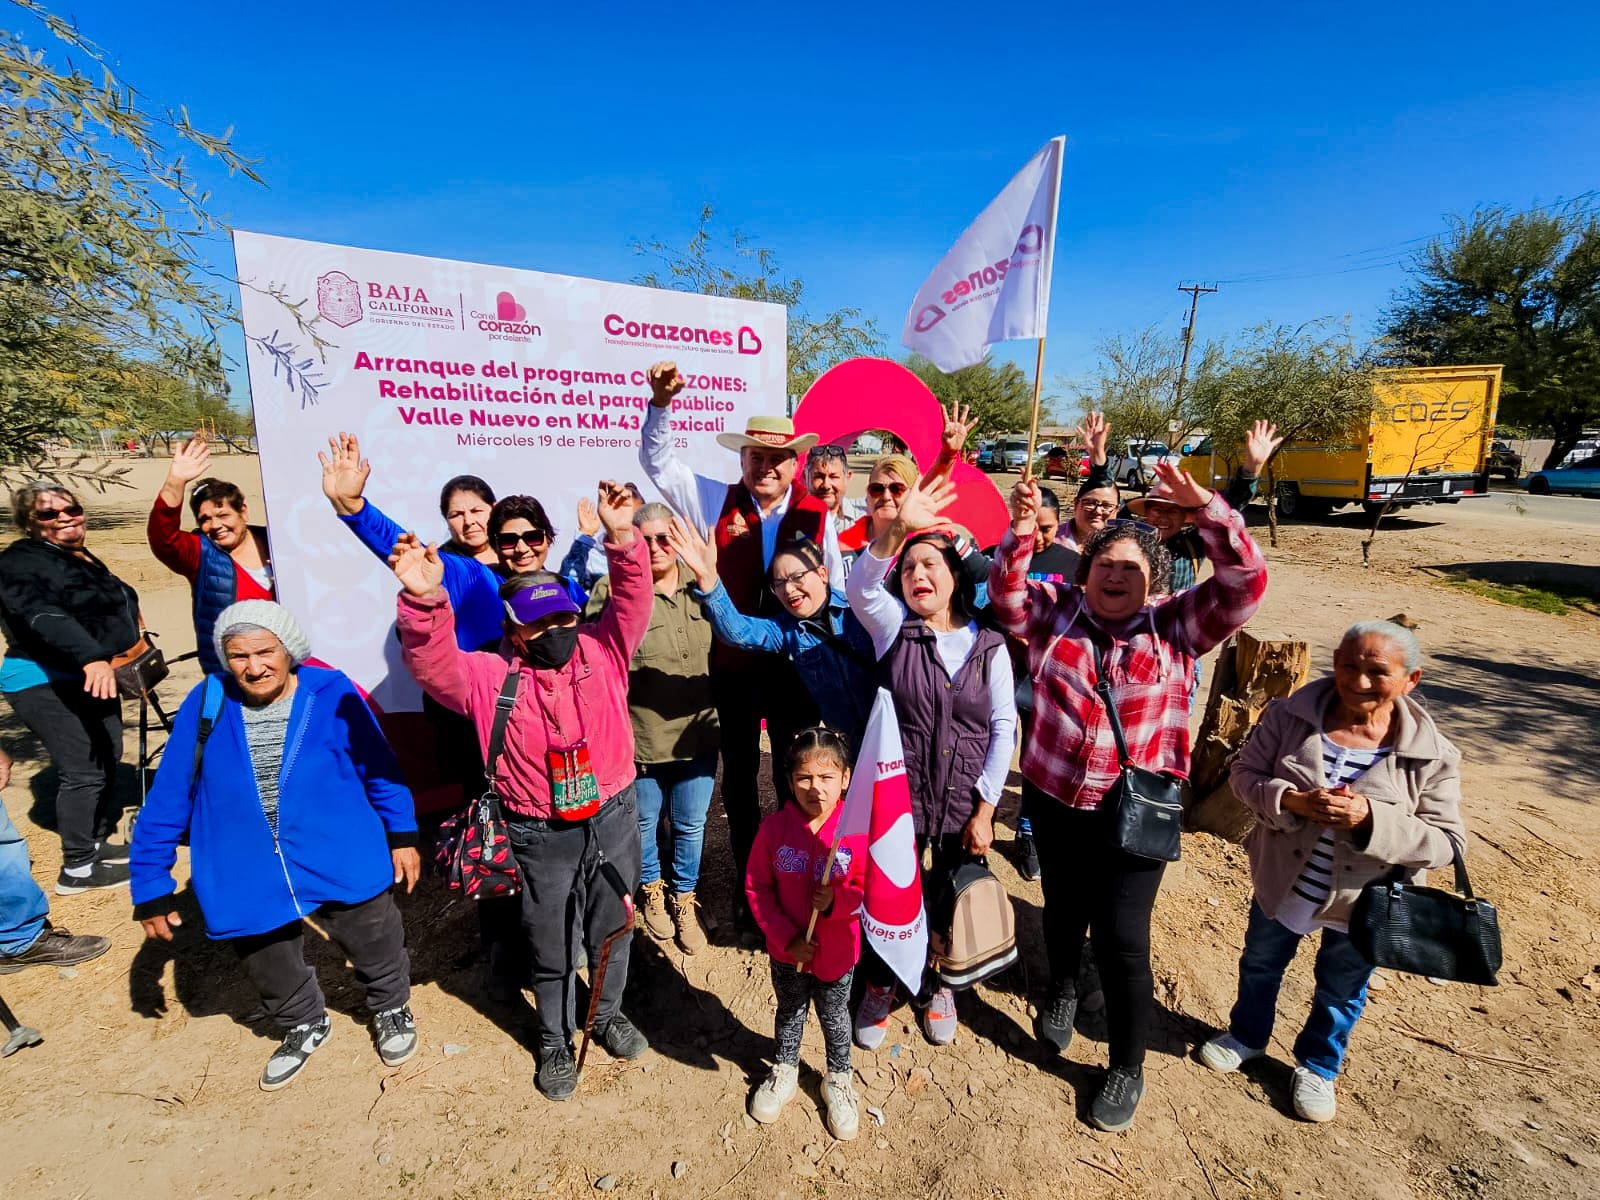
[
  {"left": 900, "top": 137, "right": 1064, "bottom": 372},
  {"left": 232, "top": 231, "right": 786, "bottom": 710}
]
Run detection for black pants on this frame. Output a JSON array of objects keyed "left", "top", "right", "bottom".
[
  {"left": 862, "top": 831, "right": 973, "bottom": 997},
  {"left": 773, "top": 960, "right": 853, "bottom": 1073},
  {"left": 710, "top": 661, "right": 819, "bottom": 886},
  {"left": 1026, "top": 782, "right": 1166, "bottom": 1069},
  {"left": 506, "top": 786, "right": 642, "bottom": 1052},
  {"left": 231, "top": 889, "right": 411, "bottom": 1030},
  {"left": 7, "top": 682, "right": 123, "bottom": 867}
]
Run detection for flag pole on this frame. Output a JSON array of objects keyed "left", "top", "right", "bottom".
[
  {"left": 1023, "top": 336, "right": 1047, "bottom": 479},
  {"left": 796, "top": 832, "right": 846, "bottom": 975}
]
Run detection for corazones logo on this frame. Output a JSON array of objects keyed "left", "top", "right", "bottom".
[
  {"left": 910, "top": 224, "right": 1048, "bottom": 333},
  {"left": 603, "top": 313, "right": 764, "bottom": 355}
]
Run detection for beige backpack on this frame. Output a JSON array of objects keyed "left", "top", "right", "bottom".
[{"left": 928, "top": 860, "right": 1018, "bottom": 989}]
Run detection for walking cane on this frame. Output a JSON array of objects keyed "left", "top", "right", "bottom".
[
  {"left": 0, "top": 992, "right": 43, "bottom": 1057},
  {"left": 575, "top": 891, "right": 635, "bottom": 1077}
]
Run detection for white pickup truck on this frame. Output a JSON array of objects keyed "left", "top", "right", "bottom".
[{"left": 1106, "top": 441, "right": 1176, "bottom": 488}]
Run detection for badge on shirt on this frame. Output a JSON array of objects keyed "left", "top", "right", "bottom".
[{"left": 727, "top": 512, "right": 750, "bottom": 538}]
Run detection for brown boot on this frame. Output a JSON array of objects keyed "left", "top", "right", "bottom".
[
  {"left": 671, "top": 890, "right": 708, "bottom": 955},
  {"left": 638, "top": 879, "right": 674, "bottom": 940}
]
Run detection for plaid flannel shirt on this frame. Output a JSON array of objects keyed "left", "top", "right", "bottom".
[{"left": 989, "top": 492, "right": 1267, "bottom": 810}]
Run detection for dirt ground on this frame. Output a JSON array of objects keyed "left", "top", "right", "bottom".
[{"left": 1, "top": 456, "right": 1597, "bottom": 1200}]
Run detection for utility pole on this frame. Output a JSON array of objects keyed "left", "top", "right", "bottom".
[{"left": 1173, "top": 282, "right": 1218, "bottom": 409}]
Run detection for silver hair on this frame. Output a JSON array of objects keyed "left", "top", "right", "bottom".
[
  {"left": 633, "top": 502, "right": 674, "bottom": 527},
  {"left": 219, "top": 622, "right": 278, "bottom": 650},
  {"left": 1339, "top": 620, "right": 1421, "bottom": 672}
]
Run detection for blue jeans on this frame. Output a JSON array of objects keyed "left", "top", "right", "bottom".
[
  {"left": 1228, "top": 900, "right": 1374, "bottom": 1080},
  {"left": 634, "top": 754, "right": 717, "bottom": 893},
  {"left": 0, "top": 792, "right": 49, "bottom": 956}
]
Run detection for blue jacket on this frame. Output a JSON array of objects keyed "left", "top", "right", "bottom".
[
  {"left": 193, "top": 532, "right": 248, "bottom": 676},
  {"left": 696, "top": 581, "right": 877, "bottom": 749},
  {"left": 130, "top": 666, "right": 418, "bottom": 939}
]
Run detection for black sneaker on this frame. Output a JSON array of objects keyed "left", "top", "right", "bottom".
[
  {"left": 54, "top": 860, "right": 130, "bottom": 896},
  {"left": 1035, "top": 988, "right": 1077, "bottom": 1055},
  {"left": 536, "top": 1043, "right": 579, "bottom": 1101},
  {"left": 1018, "top": 833, "right": 1041, "bottom": 882},
  {"left": 373, "top": 1005, "right": 418, "bottom": 1066},
  {"left": 260, "top": 1018, "right": 332, "bottom": 1091},
  {"left": 596, "top": 1012, "right": 648, "bottom": 1060},
  {"left": 0, "top": 926, "right": 111, "bottom": 974},
  {"left": 95, "top": 839, "right": 131, "bottom": 865},
  {"left": 1089, "top": 1065, "right": 1145, "bottom": 1132}
]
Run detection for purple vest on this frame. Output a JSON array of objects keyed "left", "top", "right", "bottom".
[{"left": 885, "top": 620, "right": 1007, "bottom": 839}]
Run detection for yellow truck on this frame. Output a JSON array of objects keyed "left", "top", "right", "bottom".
[{"left": 1179, "top": 364, "right": 1503, "bottom": 518}]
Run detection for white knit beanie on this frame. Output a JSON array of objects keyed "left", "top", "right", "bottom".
[{"left": 213, "top": 600, "right": 312, "bottom": 668}]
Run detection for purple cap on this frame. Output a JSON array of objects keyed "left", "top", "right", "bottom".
[{"left": 502, "top": 579, "right": 579, "bottom": 625}]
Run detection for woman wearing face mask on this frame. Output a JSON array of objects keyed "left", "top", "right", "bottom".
[
  {"left": 845, "top": 475, "right": 1017, "bottom": 1050},
  {"left": 669, "top": 522, "right": 875, "bottom": 750},
  {"left": 989, "top": 462, "right": 1267, "bottom": 1133},
  {"left": 393, "top": 482, "right": 652, "bottom": 1103},
  {"left": 0, "top": 484, "right": 142, "bottom": 894}
]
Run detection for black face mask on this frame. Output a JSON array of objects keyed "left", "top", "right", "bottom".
[{"left": 520, "top": 623, "right": 578, "bottom": 670}]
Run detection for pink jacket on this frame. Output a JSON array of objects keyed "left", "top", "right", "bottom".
[
  {"left": 1231, "top": 677, "right": 1466, "bottom": 925},
  {"left": 395, "top": 537, "right": 652, "bottom": 818},
  {"left": 745, "top": 802, "right": 866, "bottom": 983}
]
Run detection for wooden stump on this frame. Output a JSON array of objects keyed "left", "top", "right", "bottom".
[{"left": 1186, "top": 630, "right": 1310, "bottom": 844}]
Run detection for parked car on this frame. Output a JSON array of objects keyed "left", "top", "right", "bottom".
[
  {"left": 1038, "top": 444, "right": 1089, "bottom": 480},
  {"left": 976, "top": 440, "right": 997, "bottom": 470},
  {"left": 996, "top": 437, "right": 1031, "bottom": 472},
  {"left": 1487, "top": 439, "right": 1523, "bottom": 480},
  {"left": 1558, "top": 439, "right": 1599, "bottom": 468},
  {"left": 1107, "top": 441, "right": 1174, "bottom": 488},
  {"left": 1526, "top": 453, "right": 1600, "bottom": 497}
]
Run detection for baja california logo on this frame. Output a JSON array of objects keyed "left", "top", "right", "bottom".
[{"left": 316, "top": 270, "right": 363, "bottom": 328}]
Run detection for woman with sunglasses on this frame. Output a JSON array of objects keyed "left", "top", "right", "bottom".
[
  {"left": 844, "top": 474, "right": 1017, "bottom": 1050},
  {"left": 989, "top": 462, "right": 1267, "bottom": 1133},
  {"left": 584, "top": 503, "right": 717, "bottom": 954},
  {"left": 668, "top": 521, "right": 875, "bottom": 751},
  {"left": 0, "top": 484, "right": 143, "bottom": 893},
  {"left": 837, "top": 404, "right": 972, "bottom": 573}
]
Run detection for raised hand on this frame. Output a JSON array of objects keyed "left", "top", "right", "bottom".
[
  {"left": 595, "top": 480, "right": 636, "bottom": 544},
  {"left": 896, "top": 474, "right": 957, "bottom": 534},
  {"left": 1008, "top": 477, "right": 1042, "bottom": 535},
  {"left": 576, "top": 496, "right": 600, "bottom": 538},
  {"left": 940, "top": 401, "right": 973, "bottom": 458},
  {"left": 1242, "top": 420, "right": 1284, "bottom": 477},
  {"left": 647, "top": 361, "right": 685, "bottom": 408},
  {"left": 388, "top": 532, "right": 444, "bottom": 597},
  {"left": 666, "top": 517, "right": 717, "bottom": 591},
  {"left": 1076, "top": 411, "right": 1110, "bottom": 466},
  {"left": 167, "top": 436, "right": 211, "bottom": 484},
  {"left": 318, "top": 432, "right": 371, "bottom": 516},
  {"left": 1151, "top": 460, "right": 1213, "bottom": 509}
]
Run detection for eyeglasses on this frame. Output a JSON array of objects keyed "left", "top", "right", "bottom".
[
  {"left": 641, "top": 533, "right": 672, "bottom": 549},
  {"left": 34, "top": 504, "right": 84, "bottom": 522},
  {"left": 769, "top": 565, "right": 820, "bottom": 594},
  {"left": 1105, "top": 517, "right": 1157, "bottom": 534},
  {"left": 495, "top": 530, "right": 549, "bottom": 552},
  {"left": 866, "top": 481, "right": 908, "bottom": 499},
  {"left": 1077, "top": 499, "right": 1119, "bottom": 514}
]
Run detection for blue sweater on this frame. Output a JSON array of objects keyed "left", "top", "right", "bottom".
[
  {"left": 130, "top": 667, "right": 418, "bottom": 939},
  {"left": 695, "top": 582, "right": 877, "bottom": 749}
]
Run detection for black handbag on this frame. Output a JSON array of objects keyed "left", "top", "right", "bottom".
[
  {"left": 1348, "top": 843, "right": 1502, "bottom": 986},
  {"left": 111, "top": 633, "right": 169, "bottom": 701},
  {"left": 1092, "top": 642, "right": 1183, "bottom": 862}
]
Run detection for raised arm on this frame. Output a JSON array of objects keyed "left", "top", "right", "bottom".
[
  {"left": 923, "top": 401, "right": 972, "bottom": 486},
  {"left": 1221, "top": 420, "right": 1282, "bottom": 511},
  {"left": 148, "top": 437, "right": 211, "bottom": 578},
  {"left": 639, "top": 361, "right": 726, "bottom": 536},
  {"left": 391, "top": 534, "right": 481, "bottom": 716},
  {"left": 986, "top": 477, "right": 1060, "bottom": 641},
  {"left": 668, "top": 516, "right": 787, "bottom": 655},
  {"left": 848, "top": 473, "right": 957, "bottom": 658},
  {"left": 585, "top": 482, "right": 652, "bottom": 666},
  {"left": 1151, "top": 461, "right": 1267, "bottom": 657}
]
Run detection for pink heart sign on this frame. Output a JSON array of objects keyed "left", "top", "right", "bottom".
[{"left": 794, "top": 358, "right": 1010, "bottom": 549}]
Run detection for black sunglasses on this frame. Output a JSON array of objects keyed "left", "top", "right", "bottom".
[
  {"left": 641, "top": 533, "right": 672, "bottom": 549},
  {"left": 495, "top": 530, "right": 549, "bottom": 552},
  {"left": 34, "top": 504, "right": 84, "bottom": 522},
  {"left": 866, "top": 481, "right": 908, "bottom": 499}
]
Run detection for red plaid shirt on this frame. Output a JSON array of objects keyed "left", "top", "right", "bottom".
[{"left": 989, "top": 494, "right": 1267, "bottom": 810}]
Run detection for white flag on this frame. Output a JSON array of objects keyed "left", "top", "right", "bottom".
[{"left": 901, "top": 137, "right": 1064, "bottom": 372}]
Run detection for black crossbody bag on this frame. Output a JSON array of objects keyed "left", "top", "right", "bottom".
[
  {"left": 1348, "top": 842, "right": 1502, "bottom": 986},
  {"left": 1092, "top": 641, "right": 1183, "bottom": 863}
]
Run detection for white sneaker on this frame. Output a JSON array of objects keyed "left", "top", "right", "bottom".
[
  {"left": 748, "top": 1062, "right": 799, "bottom": 1123},
  {"left": 853, "top": 982, "right": 895, "bottom": 1051},
  {"left": 824, "top": 1069, "right": 859, "bottom": 1141},
  {"left": 1199, "top": 1032, "right": 1265, "bottom": 1073},
  {"left": 1291, "top": 1066, "right": 1337, "bottom": 1122}
]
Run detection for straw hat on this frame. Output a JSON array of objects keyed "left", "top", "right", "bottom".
[{"left": 715, "top": 415, "right": 819, "bottom": 455}]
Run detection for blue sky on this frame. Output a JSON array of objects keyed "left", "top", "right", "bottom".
[{"left": 20, "top": 1, "right": 1600, "bottom": 407}]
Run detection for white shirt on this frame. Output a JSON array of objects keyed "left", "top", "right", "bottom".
[
  {"left": 845, "top": 546, "right": 1017, "bottom": 805},
  {"left": 640, "top": 404, "right": 845, "bottom": 581}
]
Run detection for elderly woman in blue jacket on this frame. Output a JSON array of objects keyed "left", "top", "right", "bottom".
[
  {"left": 667, "top": 520, "right": 876, "bottom": 750},
  {"left": 129, "top": 601, "right": 421, "bottom": 1094}
]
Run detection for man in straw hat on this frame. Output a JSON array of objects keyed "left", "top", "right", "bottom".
[{"left": 638, "top": 362, "right": 844, "bottom": 914}]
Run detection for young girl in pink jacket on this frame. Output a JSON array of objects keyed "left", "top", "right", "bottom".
[{"left": 744, "top": 727, "right": 866, "bottom": 1141}]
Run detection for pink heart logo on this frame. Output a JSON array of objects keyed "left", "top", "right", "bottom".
[
  {"left": 496, "top": 291, "right": 526, "bottom": 321},
  {"left": 737, "top": 326, "right": 763, "bottom": 355},
  {"left": 793, "top": 358, "right": 1010, "bottom": 548}
]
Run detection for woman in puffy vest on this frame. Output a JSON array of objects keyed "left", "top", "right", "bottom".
[{"left": 844, "top": 474, "right": 1017, "bottom": 1052}]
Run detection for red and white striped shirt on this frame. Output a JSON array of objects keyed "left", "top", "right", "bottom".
[{"left": 988, "top": 493, "right": 1267, "bottom": 810}]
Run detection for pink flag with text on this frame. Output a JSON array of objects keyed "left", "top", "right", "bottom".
[{"left": 837, "top": 689, "right": 928, "bottom": 993}]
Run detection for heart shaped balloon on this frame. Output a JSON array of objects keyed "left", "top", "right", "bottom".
[{"left": 794, "top": 358, "right": 1010, "bottom": 548}]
